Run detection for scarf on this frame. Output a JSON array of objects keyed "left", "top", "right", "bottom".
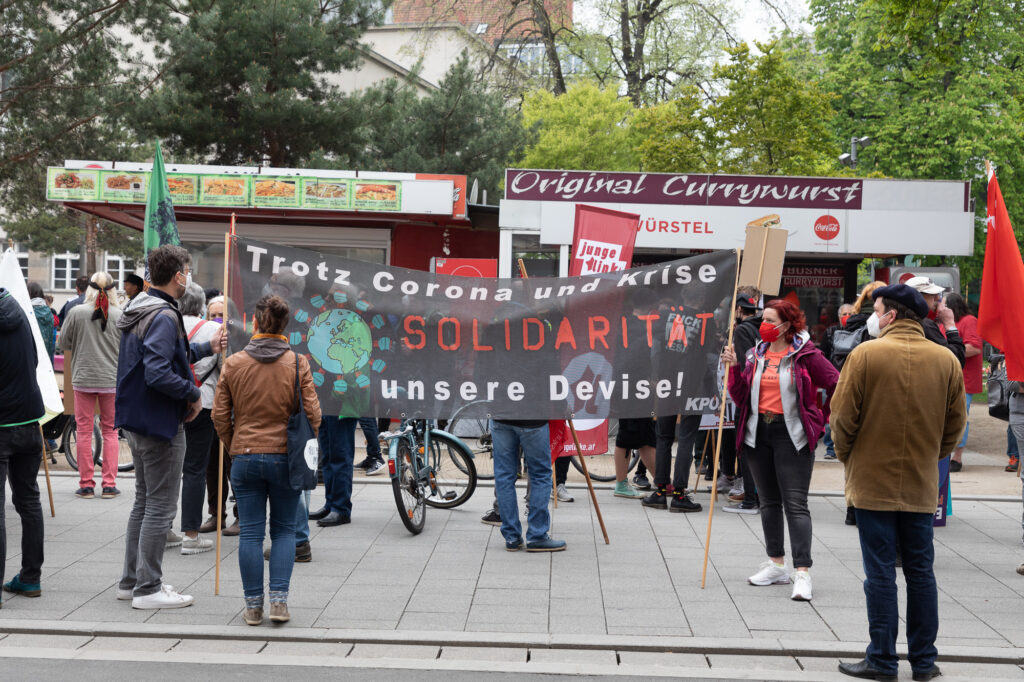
[{"left": 89, "top": 280, "right": 115, "bottom": 331}]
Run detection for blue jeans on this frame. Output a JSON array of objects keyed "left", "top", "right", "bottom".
[
  {"left": 957, "top": 394, "right": 972, "bottom": 449},
  {"left": 295, "top": 490, "right": 311, "bottom": 545},
  {"left": 823, "top": 424, "right": 835, "bottom": 455},
  {"left": 1010, "top": 424, "right": 1020, "bottom": 457},
  {"left": 231, "top": 454, "right": 299, "bottom": 603},
  {"left": 358, "top": 417, "right": 380, "bottom": 459},
  {"left": 490, "top": 420, "right": 551, "bottom": 545},
  {"left": 319, "top": 417, "right": 356, "bottom": 516},
  {"left": 855, "top": 509, "right": 938, "bottom": 675}
]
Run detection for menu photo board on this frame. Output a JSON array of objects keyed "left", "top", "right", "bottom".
[
  {"left": 199, "top": 174, "right": 250, "bottom": 206},
  {"left": 47, "top": 168, "right": 99, "bottom": 201},
  {"left": 301, "top": 178, "right": 351, "bottom": 209},
  {"left": 352, "top": 180, "right": 401, "bottom": 211},
  {"left": 253, "top": 176, "right": 301, "bottom": 208},
  {"left": 167, "top": 174, "right": 199, "bottom": 204},
  {"left": 99, "top": 170, "right": 147, "bottom": 203}
]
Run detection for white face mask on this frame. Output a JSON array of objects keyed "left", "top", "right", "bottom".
[
  {"left": 185, "top": 271, "right": 193, "bottom": 289},
  {"left": 867, "top": 310, "right": 894, "bottom": 338}
]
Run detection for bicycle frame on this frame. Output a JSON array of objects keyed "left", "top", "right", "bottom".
[{"left": 385, "top": 419, "right": 476, "bottom": 486}]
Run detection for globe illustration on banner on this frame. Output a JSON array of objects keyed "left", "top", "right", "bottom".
[{"left": 306, "top": 309, "right": 373, "bottom": 375}]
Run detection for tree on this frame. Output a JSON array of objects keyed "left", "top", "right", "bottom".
[
  {"left": 810, "top": 0, "right": 1024, "bottom": 283},
  {"left": 517, "top": 82, "right": 639, "bottom": 171},
  {"left": 631, "top": 42, "right": 840, "bottom": 176},
  {"left": 133, "top": 0, "right": 387, "bottom": 167},
  {"left": 354, "top": 52, "right": 528, "bottom": 201},
  {"left": 1, "top": 1, "right": 153, "bottom": 262}
]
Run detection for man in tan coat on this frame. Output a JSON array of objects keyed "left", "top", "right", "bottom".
[{"left": 831, "top": 283, "right": 966, "bottom": 682}]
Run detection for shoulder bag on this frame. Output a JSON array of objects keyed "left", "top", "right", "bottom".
[{"left": 287, "top": 351, "right": 319, "bottom": 490}]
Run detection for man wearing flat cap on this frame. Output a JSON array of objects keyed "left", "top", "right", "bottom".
[
  {"left": 905, "top": 276, "right": 966, "bottom": 367},
  {"left": 831, "top": 283, "right": 965, "bottom": 682}
]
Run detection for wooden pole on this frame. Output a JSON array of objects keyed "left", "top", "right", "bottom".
[
  {"left": 569, "top": 421, "right": 610, "bottom": 545},
  {"left": 517, "top": 258, "right": 558, "bottom": 510},
  {"left": 38, "top": 424, "right": 55, "bottom": 517},
  {"left": 701, "top": 248, "right": 742, "bottom": 588},
  {"left": 215, "top": 216, "right": 235, "bottom": 595}
]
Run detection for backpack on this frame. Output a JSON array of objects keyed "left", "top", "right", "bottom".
[
  {"left": 830, "top": 326, "right": 869, "bottom": 370},
  {"left": 988, "top": 356, "right": 1011, "bottom": 421}
]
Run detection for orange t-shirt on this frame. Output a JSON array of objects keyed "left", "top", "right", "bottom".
[{"left": 758, "top": 350, "right": 787, "bottom": 415}]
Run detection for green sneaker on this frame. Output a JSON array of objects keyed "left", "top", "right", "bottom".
[
  {"left": 3, "top": 573, "right": 41, "bottom": 597},
  {"left": 613, "top": 480, "right": 645, "bottom": 499}
]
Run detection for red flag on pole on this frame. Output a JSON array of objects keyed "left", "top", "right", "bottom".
[{"left": 978, "top": 163, "right": 1024, "bottom": 380}]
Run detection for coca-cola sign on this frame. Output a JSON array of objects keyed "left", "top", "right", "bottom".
[{"left": 505, "top": 169, "right": 863, "bottom": 210}]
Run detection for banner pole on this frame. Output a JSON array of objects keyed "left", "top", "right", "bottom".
[
  {"left": 216, "top": 219, "right": 234, "bottom": 595},
  {"left": 38, "top": 424, "right": 55, "bottom": 517},
  {"left": 517, "top": 258, "right": 559, "bottom": 511},
  {"left": 569, "top": 420, "right": 609, "bottom": 545},
  {"left": 701, "top": 248, "right": 742, "bottom": 588}
]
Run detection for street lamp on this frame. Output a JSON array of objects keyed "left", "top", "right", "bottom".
[{"left": 839, "top": 136, "right": 872, "bottom": 168}]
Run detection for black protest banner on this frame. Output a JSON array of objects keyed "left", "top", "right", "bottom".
[{"left": 227, "top": 236, "right": 737, "bottom": 420}]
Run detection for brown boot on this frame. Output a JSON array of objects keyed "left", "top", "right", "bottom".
[
  {"left": 244, "top": 607, "right": 263, "bottom": 626},
  {"left": 222, "top": 518, "right": 240, "bottom": 536},
  {"left": 269, "top": 602, "right": 290, "bottom": 623},
  {"left": 199, "top": 516, "right": 222, "bottom": 533}
]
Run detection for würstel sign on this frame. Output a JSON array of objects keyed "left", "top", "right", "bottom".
[{"left": 501, "top": 169, "right": 974, "bottom": 258}]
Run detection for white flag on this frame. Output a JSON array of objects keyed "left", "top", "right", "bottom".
[{"left": 0, "top": 247, "right": 63, "bottom": 423}]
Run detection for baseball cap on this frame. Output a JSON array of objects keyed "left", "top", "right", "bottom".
[
  {"left": 904, "top": 276, "right": 945, "bottom": 295},
  {"left": 736, "top": 294, "right": 761, "bottom": 311}
]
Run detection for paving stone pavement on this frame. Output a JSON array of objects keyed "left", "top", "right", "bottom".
[{"left": 2, "top": 470, "right": 1024, "bottom": 678}]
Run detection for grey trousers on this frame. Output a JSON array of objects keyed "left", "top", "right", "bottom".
[{"left": 119, "top": 426, "right": 186, "bottom": 597}]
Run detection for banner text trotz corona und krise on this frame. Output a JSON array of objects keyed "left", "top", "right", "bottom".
[{"left": 229, "top": 237, "right": 736, "bottom": 419}]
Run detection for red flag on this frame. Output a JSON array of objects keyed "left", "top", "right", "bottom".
[{"left": 978, "top": 165, "right": 1024, "bottom": 380}]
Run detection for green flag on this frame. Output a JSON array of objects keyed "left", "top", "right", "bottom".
[{"left": 144, "top": 140, "right": 180, "bottom": 279}]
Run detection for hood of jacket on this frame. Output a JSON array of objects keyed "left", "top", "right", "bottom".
[
  {"left": 844, "top": 312, "right": 870, "bottom": 332},
  {"left": 244, "top": 334, "right": 291, "bottom": 363},
  {"left": 118, "top": 290, "right": 174, "bottom": 336},
  {"left": 0, "top": 289, "right": 25, "bottom": 332},
  {"left": 753, "top": 329, "right": 813, "bottom": 359}
]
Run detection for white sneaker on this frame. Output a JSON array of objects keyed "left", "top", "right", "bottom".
[
  {"left": 791, "top": 571, "right": 813, "bottom": 601},
  {"left": 716, "top": 475, "right": 734, "bottom": 494},
  {"left": 165, "top": 530, "right": 183, "bottom": 548},
  {"left": 131, "top": 584, "right": 194, "bottom": 610},
  {"left": 728, "top": 478, "right": 745, "bottom": 498},
  {"left": 748, "top": 560, "right": 790, "bottom": 586},
  {"left": 365, "top": 459, "right": 387, "bottom": 476},
  {"left": 118, "top": 584, "right": 173, "bottom": 600},
  {"left": 181, "top": 535, "right": 214, "bottom": 555},
  {"left": 555, "top": 484, "right": 575, "bottom": 503}
]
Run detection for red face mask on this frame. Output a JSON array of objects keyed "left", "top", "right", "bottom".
[
  {"left": 840, "top": 314, "right": 850, "bottom": 327},
  {"left": 759, "top": 321, "right": 783, "bottom": 343}
]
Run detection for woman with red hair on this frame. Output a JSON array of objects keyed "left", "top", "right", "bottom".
[{"left": 721, "top": 299, "right": 838, "bottom": 602}]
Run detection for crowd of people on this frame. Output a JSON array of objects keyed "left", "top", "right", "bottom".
[{"left": 0, "top": 245, "right": 1003, "bottom": 678}]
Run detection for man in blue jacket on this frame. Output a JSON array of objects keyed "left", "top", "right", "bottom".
[
  {"left": 115, "top": 245, "right": 225, "bottom": 610},
  {"left": 0, "top": 288, "right": 46, "bottom": 604}
]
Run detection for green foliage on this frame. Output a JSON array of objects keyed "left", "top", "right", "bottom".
[
  {"left": 354, "top": 53, "right": 528, "bottom": 202},
  {"left": 0, "top": 0, "right": 150, "bottom": 258},
  {"left": 810, "top": 0, "right": 1024, "bottom": 284},
  {"left": 631, "top": 88, "right": 716, "bottom": 172},
  {"left": 133, "top": 0, "right": 386, "bottom": 167},
  {"left": 517, "top": 82, "right": 639, "bottom": 171}
]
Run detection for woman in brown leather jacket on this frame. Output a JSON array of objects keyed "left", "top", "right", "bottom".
[{"left": 213, "top": 295, "right": 321, "bottom": 626}]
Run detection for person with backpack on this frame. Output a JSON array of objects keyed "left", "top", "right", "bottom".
[
  {"left": 945, "top": 293, "right": 984, "bottom": 472},
  {"left": 178, "top": 283, "right": 229, "bottom": 555},
  {"left": 27, "top": 282, "right": 55, "bottom": 362},
  {"left": 58, "top": 272, "right": 122, "bottom": 499}
]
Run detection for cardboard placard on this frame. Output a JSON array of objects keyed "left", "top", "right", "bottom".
[{"left": 739, "top": 218, "right": 788, "bottom": 295}]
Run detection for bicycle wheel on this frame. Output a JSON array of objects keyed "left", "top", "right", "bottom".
[
  {"left": 62, "top": 417, "right": 100, "bottom": 471},
  {"left": 446, "top": 405, "right": 494, "bottom": 480},
  {"left": 425, "top": 432, "right": 477, "bottom": 509},
  {"left": 110, "top": 429, "right": 135, "bottom": 472},
  {"left": 568, "top": 420, "right": 633, "bottom": 482},
  {"left": 391, "top": 440, "right": 426, "bottom": 534}
]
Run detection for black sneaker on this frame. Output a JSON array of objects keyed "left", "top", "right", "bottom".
[
  {"left": 642, "top": 486, "right": 668, "bottom": 509},
  {"left": 101, "top": 487, "right": 120, "bottom": 499},
  {"left": 631, "top": 473, "right": 652, "bottom": 490},
  {"left": 354, "top": 456, "right": 372, "bottom": 469},
  {"left": 75, "top": 487, "right": 95, "bottom": 499},
  {"left": 670, "top": 491, "right": 702, "bottom": 513},
  {"left": 481, "top": 509, "right": 501, "bottom": 526}
]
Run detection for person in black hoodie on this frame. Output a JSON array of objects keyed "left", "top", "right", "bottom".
[
  {"left": 0, "top": 288, "right": 46, "bottom": 601},
  {"left": 722, "top": 286, "right": 763, "bottom": 515}
]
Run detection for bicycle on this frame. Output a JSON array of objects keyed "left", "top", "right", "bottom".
[
  {"left": 446, "top": 401, "right": 638, "bottom": 483},
  {"left": 59, "top": 416, "right": 135, "bottom": 473},
  {"left": 384, "top": 418, "right": 477, "bottom": 535}
]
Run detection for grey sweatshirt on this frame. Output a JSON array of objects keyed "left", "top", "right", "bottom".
[{"left": 58, "top": 303, "right": 123, "bottom": 389}]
